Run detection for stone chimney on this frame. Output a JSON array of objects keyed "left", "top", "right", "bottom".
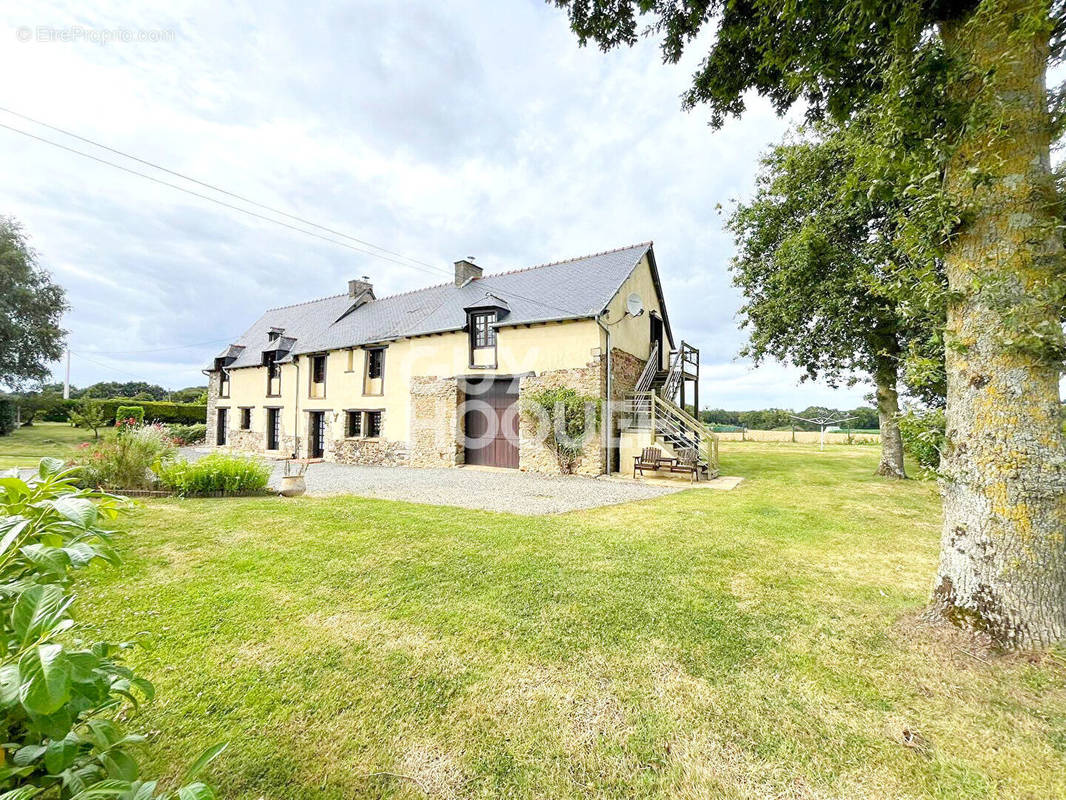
[
  {"left": 348, "top": 275, "right": 374, "bottom": 300},
  {"left": 454, "top": 257, "right": 482, "bottom": 286}
]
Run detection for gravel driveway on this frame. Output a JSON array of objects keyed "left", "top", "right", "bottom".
[{"left": 180, "top": 449, "right": 680, "bottom": 515}]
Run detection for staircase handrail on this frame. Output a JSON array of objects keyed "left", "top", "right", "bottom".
[
  {"left": 631, "top": 391, "right": 720, "bottom": 474},
  {"left": 661, "top": 347, "right": 684, "bottom": 400},
  {"left": 634, "top": 342, "right": 659, "bottom": 395}
]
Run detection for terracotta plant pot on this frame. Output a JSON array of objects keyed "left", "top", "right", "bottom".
[{"left": 279, "top": 475, "right": 306, "bottom": 497}]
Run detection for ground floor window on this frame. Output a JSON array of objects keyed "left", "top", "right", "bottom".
[
  {"left": 266, "top": 408, "right": 280, "bottom": 450},
  {"left": 345, "top": 410, "right": 361, "bottom": 438},
  {"left": 365, "top": 410, "right": 382, "bottom": 438},
  {"left": 239, "top": 407, "right": 252, "bottom": 430}
]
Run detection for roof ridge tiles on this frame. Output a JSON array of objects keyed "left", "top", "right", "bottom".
[
  {"left": 259, "top": 242, "right": 652, "bottom": 313},
  {"left": 480, "top": 241, "right": 652, "bottom": 280}
]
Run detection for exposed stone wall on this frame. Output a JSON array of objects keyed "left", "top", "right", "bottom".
[
  {"left": 611, "top": 348, "right": 644, "bottom": 399},
  {"left": 409, "top": 376, "right": 463, "bottom": 467},
  {"left": 518, "top": 357, "right": 605, "bottom": 476},
  {"left": 229, "top": 428, "right": 264, "bottom": 452},
  {"left": 607, "top": 348, "right": 646, "bottom": 472},
  {"left": 332, "top": 436, "right": 408, "bottom": 466}
]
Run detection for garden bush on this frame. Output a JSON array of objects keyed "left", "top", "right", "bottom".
[
  {"left": 115, "top": 405, "right": 145, "bottom": 425},
  {"left": 0, "top": 458, "right": 224, "bottom": 797},
  {"left": 898, "top": 408, "right": 945, "bottom": 476},
  {"left": 74, "top": 425, "right": 176, "bottom": 490},
  {"left": 154, "top": 454, "right": 272, "bottom": 496},
  {"left": 165, "top": 423, "right": 207, "bottom": 446}
]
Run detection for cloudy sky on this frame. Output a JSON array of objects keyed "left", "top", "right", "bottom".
[{"left": 1, "top": 0, "right": 872, "bottom": 410}]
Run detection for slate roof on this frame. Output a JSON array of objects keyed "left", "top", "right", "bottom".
[{"left": 214, "top": 242, "right": 666, "bottom": 370}]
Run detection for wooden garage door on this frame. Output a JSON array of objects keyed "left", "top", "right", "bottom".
[{"left": 464, "top": 378, "right": 519, "bottom": 468}]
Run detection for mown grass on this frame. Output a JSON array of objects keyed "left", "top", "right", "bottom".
[
  {"left": 77, "top": 442, "right": 1066, "bottom": 799},
  {"left": 0, "top": 421, "right": 102, "bottom": 469}
]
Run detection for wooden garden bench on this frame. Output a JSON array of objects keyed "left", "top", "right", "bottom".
[
  {"left": 633, "top": 447, "right": 673, "bottom": 477},
  {"left": 666, "top": 447, "right": 701, "bottom": 482}
]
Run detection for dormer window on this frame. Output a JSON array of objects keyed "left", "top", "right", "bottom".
[
  {"left": 464, "top": 294, "right": 507, "bottom": 369},
  {"left": 309, "top": 354, "right": 327, "bottom": 399},
  {"left": 468, "top": 311, "right": 498, "bottom": 368},
  {"left": 363, "top": 347, "right": 385, "bottom": 396},
  {"left": 265, "top": 352, "right": 281, "bottom": 396},
  {"left": 219, "top": 369, "right": 230, "bottom": 398},
  {"left": 472, "top": 312, "right": 497, "bottom": 349}
]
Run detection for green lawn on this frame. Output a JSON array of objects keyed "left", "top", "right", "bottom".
[
  {"left": 77, "top": 443, "right": 1065, "bottom": 799},
  {"left": 0, "top": 421, "right": 102, "bottom": 469}
]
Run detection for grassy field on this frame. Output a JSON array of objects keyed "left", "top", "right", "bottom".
[
  {"left": 0, "top": 420, "right": 101, "bottom": 469},
  {"left": 75, "top": 442, "right": 1065, "bottom": 799}
]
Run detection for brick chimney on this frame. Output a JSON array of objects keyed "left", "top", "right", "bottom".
[
  {"left": 454, "top": 257, "right": 482, "bottom": 286},
  {"left": 348, "top": 275, "right": 374, "bottom": 300}
]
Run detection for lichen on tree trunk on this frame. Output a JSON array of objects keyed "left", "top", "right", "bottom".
[{"left": 933, "top": 0, "right": 1066, "bottom": 648}]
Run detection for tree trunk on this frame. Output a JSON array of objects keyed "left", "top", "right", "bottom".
[
  {"left": 933, "top": 1, "right": 1066, "bottom": 648},
  {"left": 874, "top": 353, "right": 906, "bottom": 479}
]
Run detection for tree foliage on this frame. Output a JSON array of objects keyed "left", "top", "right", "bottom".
[
  {"left": 727, "top": 123, "right": 945, "bottom": 401},
  {"left": 68, "top": 399, "right": 109, "bottom": 441},
  {"left": 81, "top": 383, "right": 169, "bottom": 402},
  {"left": 0, "top": 218, "right": 67, "bottom": 392}
]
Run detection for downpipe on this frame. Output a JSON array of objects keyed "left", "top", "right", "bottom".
[{"left": 596, "top": 314, "right": 612, "bottom": 477}]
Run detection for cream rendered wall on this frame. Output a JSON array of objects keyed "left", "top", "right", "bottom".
[
  {"left": 218, "top": 317, "right": 603, "bottom": 448},
  {"left": 596, "top": 254, "right": 667, "bottom": 369}
]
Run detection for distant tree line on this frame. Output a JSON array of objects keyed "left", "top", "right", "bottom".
[
  {"left": 700, "top": 406, "right": 880, "bottom": 432},
  {"left": 31, "top": 381, "right": 207, "bottom": 404}
]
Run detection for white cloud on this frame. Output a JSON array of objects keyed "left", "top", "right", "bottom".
[{"left": 1, "top": 0, "right": 870, "bottom": 409}]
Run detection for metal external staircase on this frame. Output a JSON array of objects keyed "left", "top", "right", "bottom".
[{"left": 628, "top": 342, "right": 719, "bottom": 478}]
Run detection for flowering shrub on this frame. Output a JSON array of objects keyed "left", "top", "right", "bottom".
[
  {"left": 155, "top": 454, "right": 271, "bottom": 496},
  {"left": 0, "top": 458, "right": 224, "bottom": 797},
  {"left": 165, "top": 423, "right": 207, "bottom": 446},
  {"left": 73, "top": 425, "right": 176, "bottom": 490},
  {"left": 114, "top": 405, "right": 145, "bottom": 426}
]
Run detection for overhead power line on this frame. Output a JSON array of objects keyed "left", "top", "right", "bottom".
[
  {"left": 0, "top": 109, "right": 589, "bottom": 319},
  {"left": 0, "top": 105, "right": 443, "bottom": 275},
  {"left": 0, "top": 121, "right": 442, "bottom": 276}
]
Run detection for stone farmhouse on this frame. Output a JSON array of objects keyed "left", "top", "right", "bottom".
[{"left": 205, "top": 242, "right": 716, "bottom": 477}]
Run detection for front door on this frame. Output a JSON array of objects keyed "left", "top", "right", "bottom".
[
  {"left": 464, "top": 378, "right": 519, "bottom": 468},
  {"left": 216, "top": 408, "right": 228, "bottom": 446},
  {"left": 308, "top": 411, "right": 325, "bottom": 459}
]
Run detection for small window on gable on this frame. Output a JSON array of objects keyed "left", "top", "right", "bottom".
[
  {"left": 365, "top": 410, "right": 382, "bottom": 438},
  {"left": 346, "top": 410, "right": 361, "bottom": 438},
  {"left": 471, "top": 312, "right": 497, "bottom": 349}
]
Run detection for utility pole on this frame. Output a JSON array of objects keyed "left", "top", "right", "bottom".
[{"left": 63, "top": 348, "right": 71, "bottom": 399}]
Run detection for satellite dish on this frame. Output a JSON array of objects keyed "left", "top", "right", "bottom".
[{"left": 626, "top": 292, "right": 645, "bottom": 317}]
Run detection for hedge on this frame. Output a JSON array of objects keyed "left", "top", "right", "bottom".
[{"left": 21, "top": 397, "right": 206, "bottom": 426}]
